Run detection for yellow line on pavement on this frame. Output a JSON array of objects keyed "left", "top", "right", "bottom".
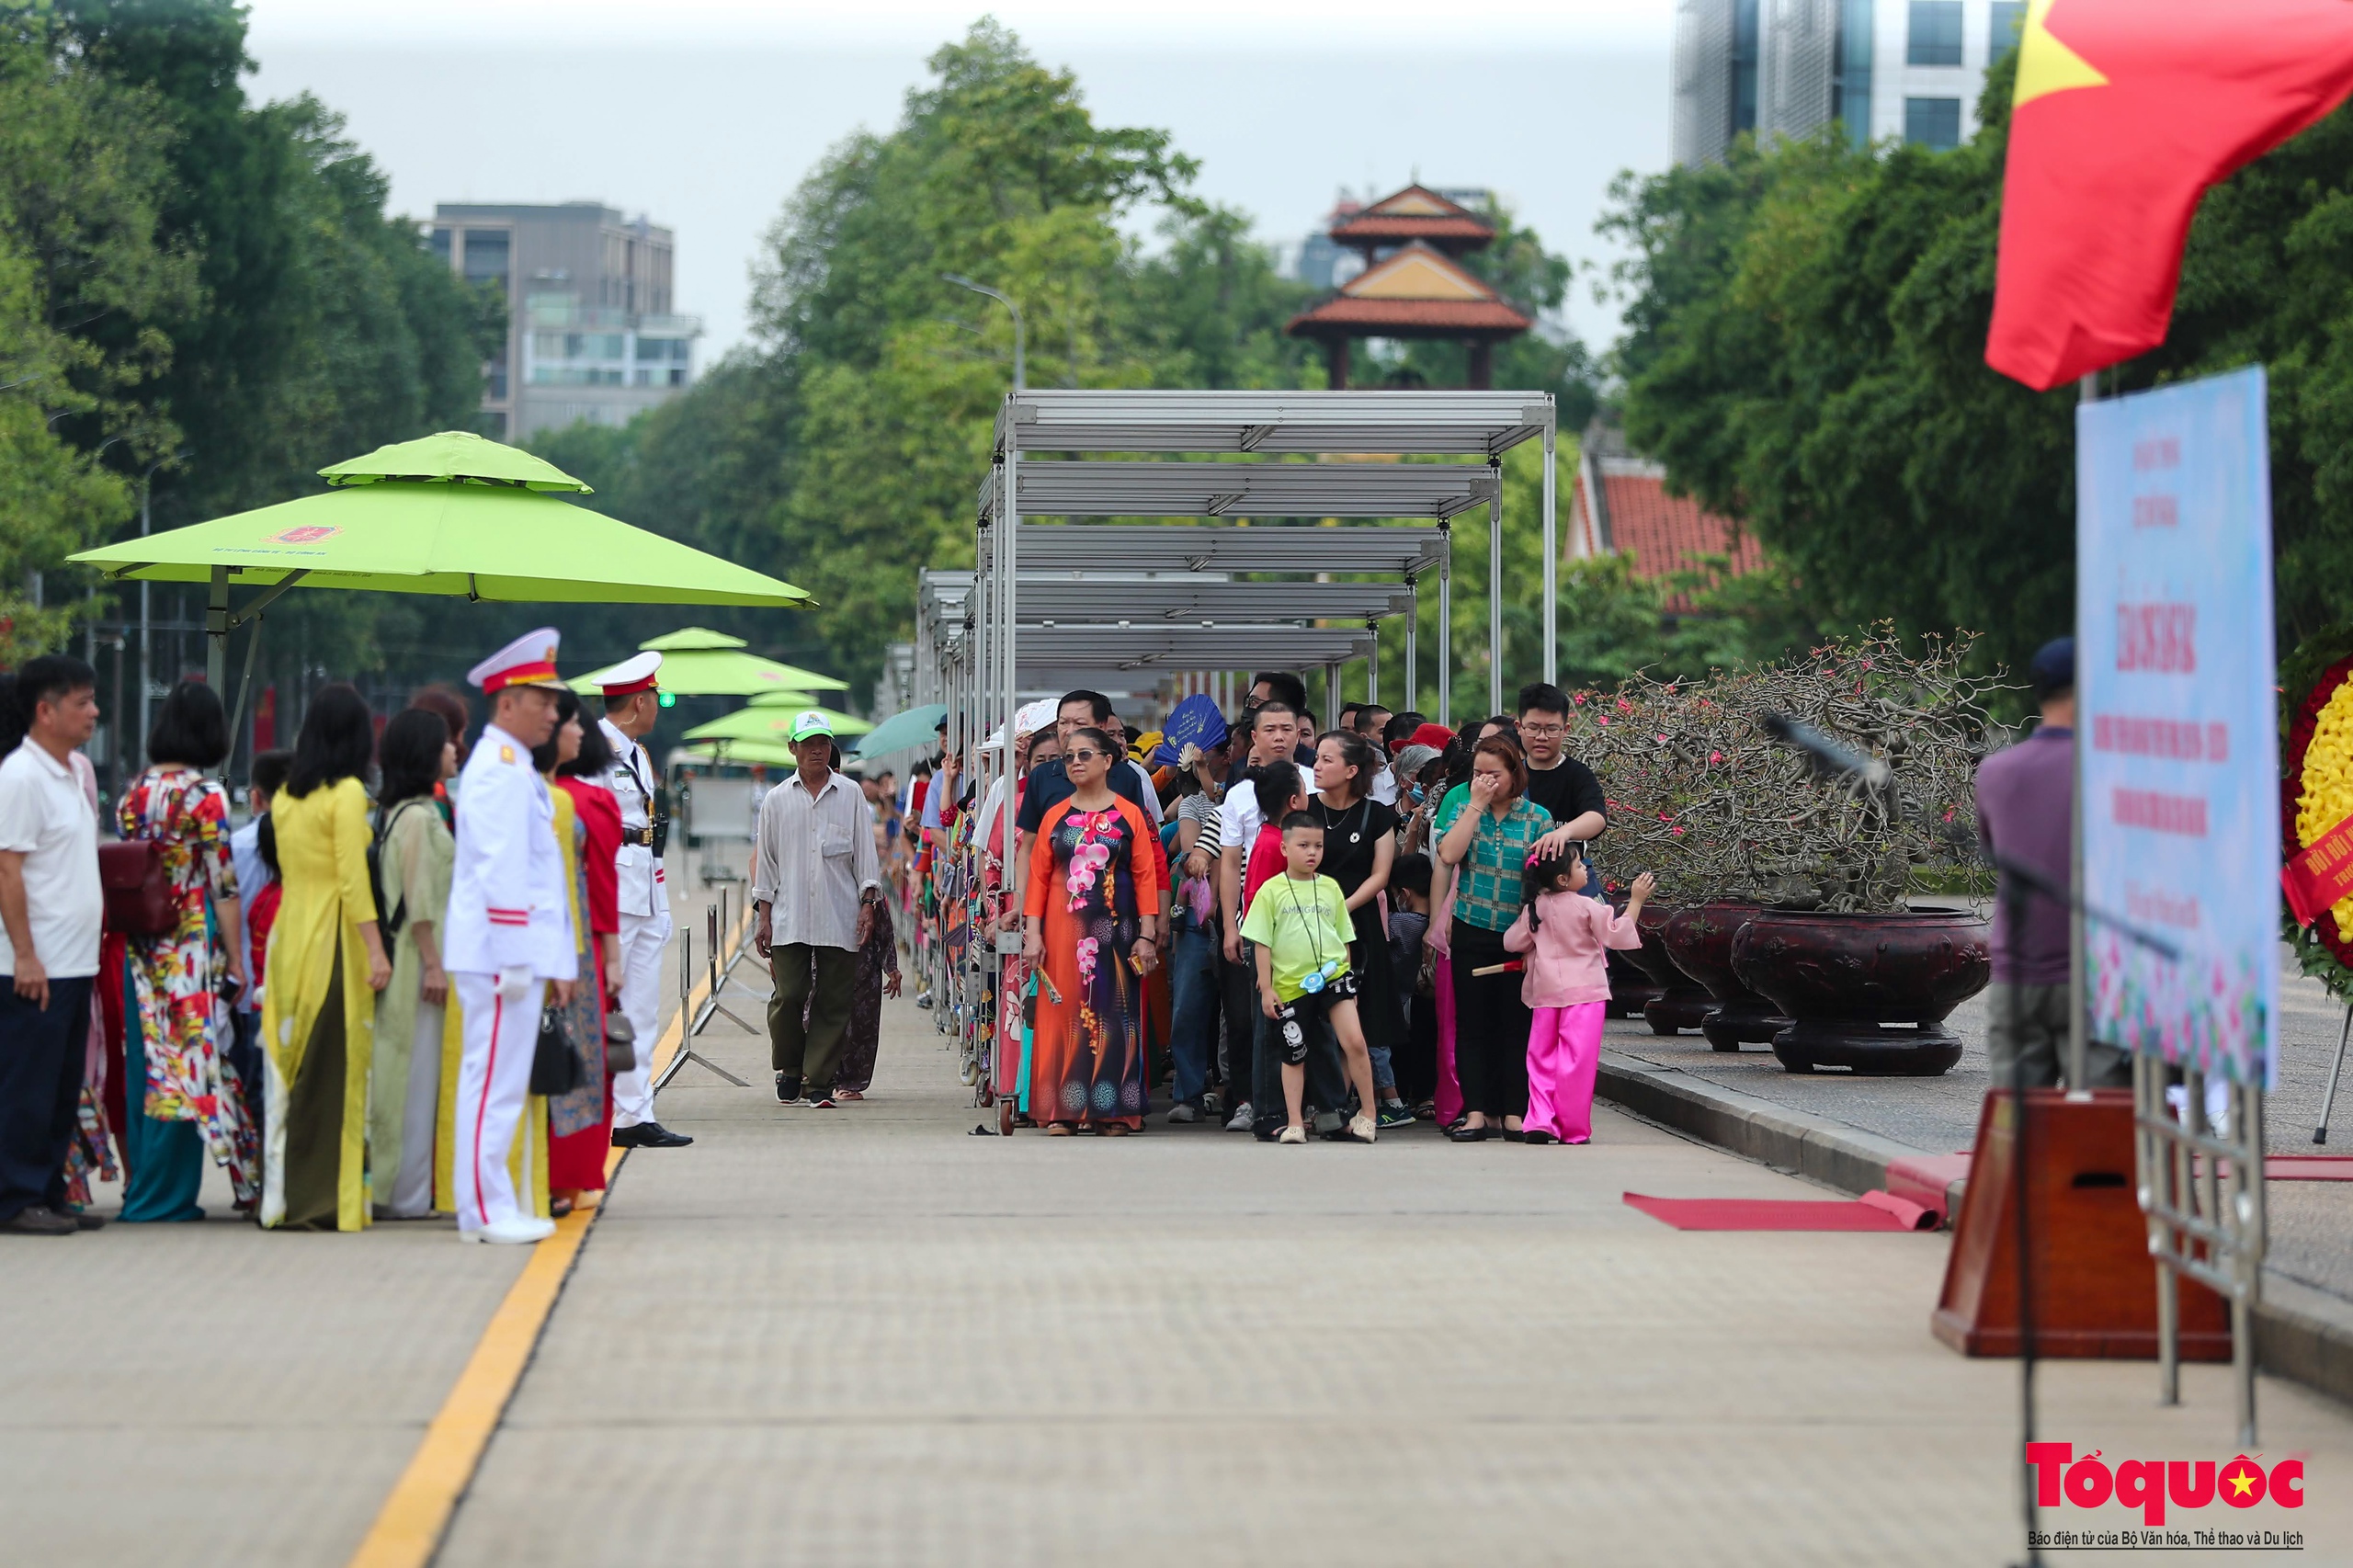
[{"left": 347, "top": 909, "right": 751, "bottom": 1568}]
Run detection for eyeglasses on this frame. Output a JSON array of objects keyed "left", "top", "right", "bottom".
[{"left": 1520, "top": 722, "right": 1566, "bottom": 738}]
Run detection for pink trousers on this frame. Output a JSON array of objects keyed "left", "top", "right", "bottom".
[
  {"left": 1434, "top": 960, "right": 1463, "bottom": 1127},
  {"left": 1524, "top": 1001, "right": 1604, "bottom": 1143}
]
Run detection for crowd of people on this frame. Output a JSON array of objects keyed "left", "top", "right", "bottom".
[
  {"left": 0, "top": 631, "right": 700, "bottom": 1242},
  {"left": 899, "top": 674, "right": 1655, "bottom": 1145}
]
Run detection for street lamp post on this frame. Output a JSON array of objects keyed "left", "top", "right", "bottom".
[{"left": 942, "top": 274, "right": 1026, "bottom": 391}]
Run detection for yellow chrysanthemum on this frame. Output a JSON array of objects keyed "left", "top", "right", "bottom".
[{"left": 2297, "top": 677, "right": 2353, "bottom": 930}]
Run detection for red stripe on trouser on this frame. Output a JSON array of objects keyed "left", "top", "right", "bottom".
[{"left": 472, "top": 994, "right": 504, "bottom": 1227}]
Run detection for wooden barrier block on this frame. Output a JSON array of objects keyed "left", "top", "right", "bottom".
[{"left": 1932, "top": 1088, "right": 2231, "bottom": 1359}]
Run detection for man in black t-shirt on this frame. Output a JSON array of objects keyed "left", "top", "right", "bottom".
[{"left": 1517, "top": 682, "right": 1608, "bottom": 864}]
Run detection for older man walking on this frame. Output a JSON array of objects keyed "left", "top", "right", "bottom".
[
  {"left": 0, "top": 656, "right": 104, "bottom": 1236},
  {"left": 753, "top": 711, "right": 881, "bottom": 1109}
]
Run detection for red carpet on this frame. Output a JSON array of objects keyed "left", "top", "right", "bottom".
[
  {"left": 2268, "top": 1155, "right": 2353, "bottom": 1181},
  {"left": 1623, "top": 1190, "right": 1938, "bottom": 1233}
]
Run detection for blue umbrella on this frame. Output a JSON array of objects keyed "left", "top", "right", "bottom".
[
  {"left": 851, "top": 702, "right": 949, "bottom": 759},
  {"left": 1151, "top": 693, "right": 1231, "bottom": 768}
]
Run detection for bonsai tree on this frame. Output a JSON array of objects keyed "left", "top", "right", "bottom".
[{"left": 1580, "top": 628, "right": 2011, "bottom": 913}]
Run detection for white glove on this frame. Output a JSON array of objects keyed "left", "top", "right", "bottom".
[{"left": 496, "top": 964, "right": 533, "bottom": 1003}]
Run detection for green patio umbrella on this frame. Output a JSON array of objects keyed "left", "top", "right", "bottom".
[
  {"left": 683, "top": 704, "right": 873, "bottom": 744},
  {"left": 676, "top": 739, "right": 799, "bottom": 767},
  {"left": 850, "top": 703, "right": 949, "bottom": 759},
  {"left": 69, "top": 432, "right": 812, "bottom": 693},
  {"left": 580, "top": 626, "right": 848, "bottom": 696}
]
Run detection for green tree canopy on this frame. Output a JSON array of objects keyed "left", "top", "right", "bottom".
[{"left": 1605, "top": 51, "right": 2353, "bottom": 676}]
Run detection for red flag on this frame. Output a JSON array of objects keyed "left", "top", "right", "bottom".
[{"left": 1986, "top": 0, "right": 2353, "bottom": 391}]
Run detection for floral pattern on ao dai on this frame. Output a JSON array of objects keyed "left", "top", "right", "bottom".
[{"left": 1020, "top": 795, "right": 1162, "bottom": 1129}]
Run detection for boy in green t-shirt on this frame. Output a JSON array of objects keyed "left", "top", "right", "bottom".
[{"left": 1241, "top": 812, "right": 1381, "bottom": 1145}]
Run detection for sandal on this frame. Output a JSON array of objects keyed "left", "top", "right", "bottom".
[
  {"left": 1101, "top": 1122, "right": 1130, "bottom": 1138},
  {"left": 1046, "top": 1122, "right": 1074, "bottom": 1137}
]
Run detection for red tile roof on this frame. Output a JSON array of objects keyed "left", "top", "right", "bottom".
[
  {"left": 1572, "top": 467, "right": 1762, "bottom": 611},
  {"left": 1331, "top": 185, "right": 1495, "bottom": 252},
  {"left": 1286, "top": 242, "right": 1531, "bottom": 340},
  {"left": 1288, "top": 296, "right": 1533, "bottom": 335}
]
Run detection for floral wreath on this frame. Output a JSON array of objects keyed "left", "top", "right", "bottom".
[{"left": 2282, "top": 652, "right": 2353, "bottom": 988}]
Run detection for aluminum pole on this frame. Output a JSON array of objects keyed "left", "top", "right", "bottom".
[
  {"left": 1438, "top": 528, "right": 1452, "bottom": 726},
  {"left": 1366, "top": 620, "right": 1379, "bottom": 705},
  {"left": 2070, "top": 371, "right": 2095, "bottom": 1088},
  {"left": 1541, "top": 417, "right": 1558, "bottom": 686},
  {"left": 1002, "top": 417, "right": 1022, "bottom": 964},
  {"left": 1488, "top": 458, "right": 1504, "bottom": 716},
  {"left": 1404, "top": 578, "right": 1418, "bottom": 715}
]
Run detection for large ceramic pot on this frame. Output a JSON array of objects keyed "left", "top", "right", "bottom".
[
  {"left": 1628, "top": 903, "right": 1711, "bottom": 1035},
  {"left": 1661, "top": 902, "right": 1790, "bottom": 1052},
  {"left": 1606, "top": 947, "right": 1664, "bottom": 1019},
  {"left": 1730, "top": 907, "right": 1992, "bottom": 1075}
]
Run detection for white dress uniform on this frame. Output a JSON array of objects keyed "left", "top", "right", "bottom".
[
  {"left": 447, "top": 631, "right": 577, "bottom": 1242},
  {"left": 596, "top": 652, "right": 672, "bottom": 1131}
]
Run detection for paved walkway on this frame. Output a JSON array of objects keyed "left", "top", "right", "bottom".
[
  {"left": 1607, "top": 950, "right": 2353, "bottom": 1302},
  {"left": 435, "top": 995, "right": 2353, "bottom": 1566},
  {"left": 9, "top": 894, "right": 2351, "bottom": 1564}
]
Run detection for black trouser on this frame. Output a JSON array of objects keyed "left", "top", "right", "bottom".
[
  {"left": 1450, "top": 920, "right": 1531, "bottom": 1119},
  {"left": 1242, "top": 939, "right": 1349, "bottom": 1137},
  {"left": 1220, "top": 950, "right": 1258, "bottom": 1108},
  {"left": 770, "top": 944, "right": 858, "bottom": 1089},
  {"left": 0, "top": 976, "right": 92, "bottom": 1221}
]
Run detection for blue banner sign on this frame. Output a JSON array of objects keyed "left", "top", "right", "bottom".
[{"left": 2077, "top": 366, "right": 2277, "bottom": 1087}]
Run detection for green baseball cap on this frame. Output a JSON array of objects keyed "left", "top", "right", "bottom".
[{"left": 790, "top": 709, "right": 835, "bottom": 743}]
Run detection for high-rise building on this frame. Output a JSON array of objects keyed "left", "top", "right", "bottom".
[
  {"left": 427, "top": 202, "right": 703, "bottom": 441},
  {"left": 1671, "top": 0, "right": 2025, "bottom": 166}
]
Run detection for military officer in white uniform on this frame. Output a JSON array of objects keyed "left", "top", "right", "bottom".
[
  {"left": 597, "top": 653, "right": 690, "bottom": 1149},
  {"left": 446, "top": 630, "right": 577, "bottom": 1244}
]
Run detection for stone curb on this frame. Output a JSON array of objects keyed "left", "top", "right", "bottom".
[{"left": 1595, "top": 1049, "right": 2353, "bottom": 1411}]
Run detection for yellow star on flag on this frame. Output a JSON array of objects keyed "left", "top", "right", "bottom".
[
  {"left": 2224, "top": 1466, "right": 2258, "bottom": 1499},
  {"left": 2015, "top": 0, "right": 2110, "bottom": 108}
]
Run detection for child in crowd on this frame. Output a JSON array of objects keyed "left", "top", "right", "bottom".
[
  {"left": 227, "top": 750, "right": 291, "bottom": 1158},
  {"left": 1384, "top": 853, "right": 1438, "bottom": 1111},
  {"left": 1503, "top": 850, "right": 1654, "bottom": 1145},
  {"left": 1242, "top": 813, "right": 1380, "bottom": 1145}
]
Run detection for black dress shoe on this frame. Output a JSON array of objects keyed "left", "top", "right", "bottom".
[
  {"left": 1522, "top": 1130, "right": 1559, "bottom": 1146},
  {"left": 1446, "top": 1121, "right": 1492, "bottom": 1142},
  {"left": 636, "top": 1122, "right": 694, "bottom": 1147},
  {"left": 1503, "top": 1128, "right": 1527, "bottom": 1142}
]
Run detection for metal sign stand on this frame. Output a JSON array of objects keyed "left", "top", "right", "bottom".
[
  {"left": 2315, "top": 1006, "right": 2351, "bottom": 1144},
  {"left": 2135, "top": 1056, "right": 2268, "bottom": 1445},
  {"left": 654, "top": 926, "right": 751, "bottom": 1091}
]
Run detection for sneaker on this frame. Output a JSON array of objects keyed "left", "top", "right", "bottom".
[
  {"left": 915, "top": 992, "right": 934, "bottom": 1009},
  {"left": 1347, "top": 1114, "right": 1378, "bottom": 1144},
  {"left": 1376, "top": 1100, "right": 1415, "bottom": 1131},
  {"left": 1276, "top": 1125, "right": 1308, "bottom": 1145},
  {"left": 1224, "top": 1101, "right": 1255, "bottom": 1132},
  {"left": 775, "top": 1073, "right": 802, "bottom": 1105},
  {"left": 1167, "top": 1101, "right": 1200, "bottom": 1125},
  {"left": 2, "top": 1205, "right": 76, "bottom": 1236},
  {"left": 807, "top": 1090, "right": 838, "bottom": 1109}
]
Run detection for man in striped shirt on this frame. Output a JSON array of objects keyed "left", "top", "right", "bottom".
[{"left": 751, "top": 712, "right": 882, "bottom": 1109}]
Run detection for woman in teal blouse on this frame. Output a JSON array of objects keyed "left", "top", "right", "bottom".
[{"left": 1435, "top": 735, "right": 1551, "bottom": 1140}]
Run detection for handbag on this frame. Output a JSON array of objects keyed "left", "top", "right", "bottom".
[
  {"left": 99, "top": 838, "right": 176, "bottom": 936},
  {"left": 529, "top": 1004, "right": 583, "bottom": 1096},
  {"left": 602, "top": 1006, "right": 637, "bottom": 1074}
]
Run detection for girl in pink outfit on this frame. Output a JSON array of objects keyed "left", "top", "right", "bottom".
[{"left": 1501, "top": 858, "right": 1655, "bottom": 1144}]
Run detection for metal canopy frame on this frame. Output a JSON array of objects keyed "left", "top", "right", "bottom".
[
  {"left": 928, "top": 389, "right": 1558, "bottom": 1078},
  {"left": 918, "top": 571, "right": 1414, "bottom": 631},
  {"left": 979, "top": 460, "right": 1498, "bottom": 522},
  {"left": 1005, "top": 524, "right": 1446, "bottom": 576}
]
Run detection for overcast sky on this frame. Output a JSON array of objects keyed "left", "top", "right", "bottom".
[{"left": 244, "top": 2, "right": 1676, "bottom": 362}]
